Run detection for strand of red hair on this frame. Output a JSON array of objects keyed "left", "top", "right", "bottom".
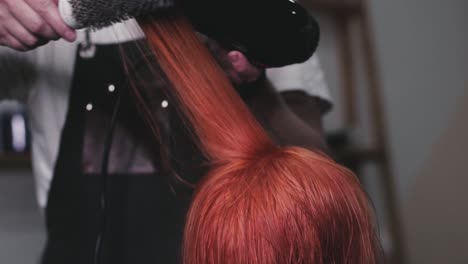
[{"left": 137, "top": 12, "right": 382, "bottom": 264}]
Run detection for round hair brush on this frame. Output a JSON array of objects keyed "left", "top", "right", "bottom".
[{"left": 59, "top": 0, "right": 176, "bottom": 29}]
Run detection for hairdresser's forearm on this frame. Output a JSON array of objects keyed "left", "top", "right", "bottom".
[
  {"left": 239, "top": 81, "right": 329, "bottom": 153},
  {"left": 267, "top": 107, "right": 330, "bottom": 154},
  {"left": 278, "top": 91, "right": 330, "bottom": 153}
]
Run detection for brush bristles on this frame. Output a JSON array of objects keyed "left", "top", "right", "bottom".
[{"left": 67, "top": 0, "right": 175, "bottom": 29}]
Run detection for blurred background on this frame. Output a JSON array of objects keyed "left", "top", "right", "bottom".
[{"left": 0, "top": 0, "right": 467, "bottom": 263}]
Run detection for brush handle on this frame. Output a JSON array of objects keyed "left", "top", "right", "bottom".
[{"left": 59, "top": 0, "right": 81, "bottom": 29}]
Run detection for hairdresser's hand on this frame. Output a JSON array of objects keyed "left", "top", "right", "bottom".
[{"left": 0, "top": 0, "right": 76, "bottom": 51}]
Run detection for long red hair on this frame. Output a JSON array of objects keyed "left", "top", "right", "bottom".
[{"left": 136, "top": 13, "right": 381, "bottom": 263}]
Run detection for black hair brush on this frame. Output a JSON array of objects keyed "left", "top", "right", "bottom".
[{"left": 59, "top": 0, "right": 176, "bottom": 29}]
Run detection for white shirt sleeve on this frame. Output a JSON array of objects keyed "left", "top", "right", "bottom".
[
  {"left": 25, "top": 40, "right": 77, "bottom": 208},
  {"left": 266, "top": 54, "right": 332, "bottom": 105}
]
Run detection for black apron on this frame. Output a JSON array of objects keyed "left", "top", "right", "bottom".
[{"left": 41, "top": 41, "right": 200, "bottom": 264}]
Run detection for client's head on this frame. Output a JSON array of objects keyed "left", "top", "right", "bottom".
[
  {"left": 137, "top": 11, "right": 381, "bottom": 264},
  {"left": 183, "top": 146, "right": 380, "bottom": 264}
]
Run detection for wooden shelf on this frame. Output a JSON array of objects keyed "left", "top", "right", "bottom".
[
  {"left": 333, "top": 147, "right": 385, "bottom": 164},
  {"left": 305, "top": 0, "right": 363, "bottom": 15},
  {"left": 0, "top": 153, "right": 31, "bottom": 169},
  {"left": 317, "top": 2, "right": 407, "bottom": 261}
]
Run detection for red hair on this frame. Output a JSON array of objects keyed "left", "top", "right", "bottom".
[{"left": 137, "top": 13, "right": 381, "bottom": 263}]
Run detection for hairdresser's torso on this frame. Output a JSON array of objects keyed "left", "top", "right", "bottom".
[
  {"left": 0, "top": 19, "right": 146, "bottom": 208},
  {"left": 41, "top": 36, "right": 196, "bottom": 263},
  {"left": 42, "top": 20, "right": 211, "bottom": 263}
]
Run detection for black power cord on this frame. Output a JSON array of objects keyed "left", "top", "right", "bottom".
[{"left": 94, "top": 90, "right": 122, "bottom": 264}]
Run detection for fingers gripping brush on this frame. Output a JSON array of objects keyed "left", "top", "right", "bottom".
[{"left": 59, "top": 0, "right": 176, "bottom": 29}]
